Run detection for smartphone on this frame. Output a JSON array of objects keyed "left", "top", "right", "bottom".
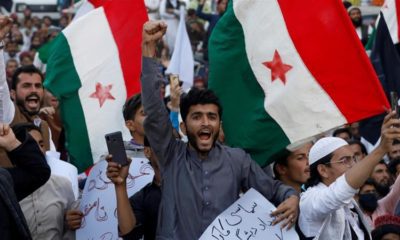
[
  {"left": 105, "top": 131, "right": 129, "bottom": 166},
  {"left": 169, "top": 74, "right": 183, "bottom": 87},
  {"left": 391, "top": 91, "right": 399, "bottom": 119}
]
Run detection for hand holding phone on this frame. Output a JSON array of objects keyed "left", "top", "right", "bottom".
[{"left": 105, "top": 131, "right": 129, "bottom": 166}]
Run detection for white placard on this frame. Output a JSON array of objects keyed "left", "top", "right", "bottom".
[
  {"left": 199, "top": 188, "right": 299, "bottom": 240},
  {"left": 76, "top": 158, "right": 154, "bottom": 240}
]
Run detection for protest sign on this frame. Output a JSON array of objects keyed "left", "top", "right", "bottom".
[
  {"left": 200, "top": 188, "right": 299, "bottom": 240},
  {"left": 76, "top": 157, "right": 154, "bottom": 239}
]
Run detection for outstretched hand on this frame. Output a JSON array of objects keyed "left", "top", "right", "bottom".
[
  {"left": 270, "top": 195, "right": 299, "bottom": 230},
  {"left": 378, "top": 111, "right": 400, "bottom": 153},
  {"left": 0, "top": 123, "right": 21, "bottom": 151},
  {"left": 142, "top": 21, "right": 167, "bottom": 58}
]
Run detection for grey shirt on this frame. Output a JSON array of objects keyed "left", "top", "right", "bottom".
[{"left": 141, "top": 57, "right": 298, "bottom": 240}]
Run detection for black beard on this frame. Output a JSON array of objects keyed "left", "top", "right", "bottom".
[
  {"left": 186, "top": 126, "right": 219, "bottom": 155},
  {"left": 15, "top": 93, "right": 41, "bottom": 116},
  {"left": 376, "top": 183, "right": 391, "bottom": 198},
  {"left": 352, "top": 18, "right": 362, "bottom": 28}
]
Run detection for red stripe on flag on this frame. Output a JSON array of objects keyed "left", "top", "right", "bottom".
[
  {"left": 396, "top": 0, "right": 400, "bottom": 42},
  {"left": 101, "top": 0, "right": 147, "bottom": 98},
  {"left": 277, "top": 0, "right": 389, "bottom": 123},
  {"left": 88, "top": 0, "right": 106, "bottom": 8}
]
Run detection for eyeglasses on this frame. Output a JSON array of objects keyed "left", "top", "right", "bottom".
[{"left": 326, "top": 156, "right": 356, "bottom": 167}]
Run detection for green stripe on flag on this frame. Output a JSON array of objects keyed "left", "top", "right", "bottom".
[
  {"left": 38, "top": 40, "right": 56, "bottom": 63},
  {"left": 208, "top": 1, "right": 290, "bottom": 167},
  {"left": 44, "top": 34, "right": 93, "bottom": 172}
]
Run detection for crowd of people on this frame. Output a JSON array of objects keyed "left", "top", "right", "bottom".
[{"left": 0, "top": 0, "right": 400, "bottom": 240}]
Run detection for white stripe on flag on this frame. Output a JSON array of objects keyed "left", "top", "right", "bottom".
[
  {"left": 64, "top": 8, "right": 131, "bottom": 163},
  {"left": 233, "top": 0, "right": 347, "bottom": 142},
  {"left": 382, "top": 0, "right": 399, "bottom": 44}
]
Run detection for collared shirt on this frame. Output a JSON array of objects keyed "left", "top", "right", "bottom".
[
  {"left": 299, "top": 175, "right": 363, "bottom": 239},
  {"left": 141, "top": 57, "right": 297, "bottom": 240},
  {"left": 19, "top": 175, "right": 75, "bottom": 240}
]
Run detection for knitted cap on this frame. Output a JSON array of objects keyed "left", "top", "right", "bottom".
[
  {"left": 372, "top": 215, "right": 400, "bottom": 240},
  {"left": 309, "top": 137, "right": 348, "bottom": 166}
]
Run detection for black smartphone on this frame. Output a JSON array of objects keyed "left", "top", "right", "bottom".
[
  {"left": 105, "top": 131, "right": 129, "bottom": 166},
  {"left": 391, "top": 91, "right": 399, "bottom": 119}
]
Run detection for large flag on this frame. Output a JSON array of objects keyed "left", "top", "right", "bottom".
[
  {"left": 360, "top": 0, "right": 400, "bottom": 148},
  {"left": 209, "top": 0, "right": 389, "bottom": 166},
  {"left": 165, "top": 5, "right": 194, "bottom": 89},
  {"left": 44, "top": 0, "right": 147, "bottom": 172},
  {"left": 34, "top": 0, "right": 105, "bottom": 72}
]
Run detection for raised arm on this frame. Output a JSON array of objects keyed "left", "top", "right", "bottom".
[
  {"left": 106, "top": 156, "right": 137, "bottom": 237},
  {"left": 196, "top": 0, "right": 213, "bottom": 21},
  {"left": 2, "top": 123, "right": 50, "bottom": 200},
  {"left": 242, "top": 152, "right": 299, "bottom": 229},
  {"left": 0, "top": 16, "right": 15, "bottom": 124},
  {"left": 345, "top": 112, "right": 400, "bottom": 189},
  {"left": 141, "top": 21, "right": 177, "bottom": 167}
]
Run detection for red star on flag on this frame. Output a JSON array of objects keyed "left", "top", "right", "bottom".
[
  {"left": 263, "top": 50, "right": 293, "bottom": 84},
  {"left": 90, "top": 82, "right": 116, "bottom": 107}
]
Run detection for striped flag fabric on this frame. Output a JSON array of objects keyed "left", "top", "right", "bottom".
[
  {"left": 44, "top": 0, "right": 147, "bottom": 172},
  {"left": 34, "top": 0, "right": 104, "bottom": 72},
  {"left": 360, "top": 0, "right": 400, "bottom": 148},
  {"left": 208, "top": 0, "right": 389, "bottom": 166}
]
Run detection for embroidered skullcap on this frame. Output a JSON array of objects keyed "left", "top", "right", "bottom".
[{"left": 309, "top": 137, "right": 348, "bottom": 166}]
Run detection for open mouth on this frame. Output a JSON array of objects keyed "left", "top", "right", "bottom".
[
  {"left": 198, "top": 129, "right": 212, "bottom": 141},
  {"left": 26, "top": 96, "right": 40, "bottom": 109}
]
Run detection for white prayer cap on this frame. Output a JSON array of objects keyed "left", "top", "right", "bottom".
[{"left": 309, "top": 137, "right": 348, "bottom": 166}]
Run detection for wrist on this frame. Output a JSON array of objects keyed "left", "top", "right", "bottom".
[
  {"left": 142, "top": 43, "right": 157, "bottom": 58},
  {"left": 6, "top": 139, "right": 21, "bottom": 152},
  {"left": 115, "top": 181, "right": 127, "bottom": 189}
]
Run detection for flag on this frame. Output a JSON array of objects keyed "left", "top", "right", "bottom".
[
  {"left": 0, "top": 0, "right": 12, "bottom": 12},
  {"left": 165, "top": 6, "right": 194, "bottom": 89},
  {"left": 34, "top": 0, "right": 104, "bottom": 72},
  {"left": 208, "top": 0, "right": 389, "bottom": 166},
  {"left": 44, "top": 0, "right": 147, "bottom": 172},
  {"left": 360, "top": 0, "right": 400, "bottom": 148}
]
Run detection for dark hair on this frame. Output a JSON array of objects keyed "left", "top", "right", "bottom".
[
  {"left": 388, "top": 159, "right": 400, "bottom": 175},
  {"left": 12, "top": 122, "right": 41, "bottom": 137},
  {"left": 11, "top": 65, "right": 44, "bottom": 90},
  {"left": 332, "top": 127, "right": 352, "bottom": 139},
  {"left": 144, "top": 136, "right": 150, "bottom": 148},
  {"left": 187, "top": 8, "right": 196, "bottom": 16},
  {"left": 347, "top": 139, "right": 367, "bottom": 155},
  {"left": 343, "top": 1, "right": 352, "bottom": 9},
  {"left": 180, "top": 88, "right": 222, "bottom": 123},
  {"left": 359, "top": 178, "right": 377, "bottom": 193},
  {"left": 272, "top": 149, "right": 291, "bottom": 180},
  {"left": 123, "top": 94, "right": 142, "bottom": 121},
  {"left": 305, "top": 153, "right": 333, "bottom": 188}
]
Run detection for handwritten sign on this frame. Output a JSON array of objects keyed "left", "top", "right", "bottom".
[
  {"left": 199, "top": 188, "right": 299, "bottom": 240},
  {"left": 76, "top": 157, "right": 154, "bottom": 240}
]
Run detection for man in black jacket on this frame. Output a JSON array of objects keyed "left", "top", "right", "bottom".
[{"left": 0, "top": 123, "right": 50, "bottom": 239}]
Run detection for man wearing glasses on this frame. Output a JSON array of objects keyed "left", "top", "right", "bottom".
[{"left": 298, "top": 112, "right": 400, "bottom": 240}]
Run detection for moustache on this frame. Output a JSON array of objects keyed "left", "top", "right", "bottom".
[{"left": 25, "top": 93, "right": 41, "bottom": 101}]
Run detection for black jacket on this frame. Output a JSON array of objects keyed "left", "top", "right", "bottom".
[{"left": 0, "top": 131, "right": 50, "bottom": 240}]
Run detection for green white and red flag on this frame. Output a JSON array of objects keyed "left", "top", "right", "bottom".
[
  {"left": 44, "top": 0, "right": 147, "bottom": 172},
  {"left": 209, "top": 0, "right": 389, "bottom": 166}
]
